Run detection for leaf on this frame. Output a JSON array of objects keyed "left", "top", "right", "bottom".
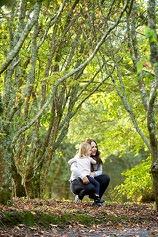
[
  {"left": 144, "top": 27, "right": 157, "bottom": 43},
  {"left": 136, "top": 61, "right": 143, "bottom": 74}
]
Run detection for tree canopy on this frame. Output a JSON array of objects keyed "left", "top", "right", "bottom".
[{"left": 0, "top": 0, "right": 158, "bottom": 210}]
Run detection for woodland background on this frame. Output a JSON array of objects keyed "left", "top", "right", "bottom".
[{"left": 0, "top": 0, "right": 158, "bottom": 210}]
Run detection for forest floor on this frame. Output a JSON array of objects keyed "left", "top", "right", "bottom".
[{"left": 0, "top": 198, "right": 158, "bottom": 237}]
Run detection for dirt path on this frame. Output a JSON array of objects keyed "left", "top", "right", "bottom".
[{"left": 0, "top": 226, "right": 158, "bottom": 237}]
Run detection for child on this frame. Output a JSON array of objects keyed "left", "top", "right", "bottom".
[{"left": 68, "top": 142, "right": 101, "bottom": 203}]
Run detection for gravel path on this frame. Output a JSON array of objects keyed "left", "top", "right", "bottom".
[{"left": 0, "top": 226, "right": 158, "bottom": 237}]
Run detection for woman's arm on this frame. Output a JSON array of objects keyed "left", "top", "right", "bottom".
[{"left": 92, "top": 164, "right": 103, "bottom": 177}]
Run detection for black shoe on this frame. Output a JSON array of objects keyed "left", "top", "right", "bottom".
[
  {"left": 99, "top": 199, "right": 105, "bottom": 203},
  {"left": 89, "top": 194, "right": 98, "bottom": 200},
  {"left": 93, "top": 196, "right": 103, "bottom": 206},
  {"left": 92, "top": 201, "right": 103, "bottom": 207},
  {"left": 93, "top": 194, "right": 100, "bottom": 200},
  {"left": 89, "top": 194, "right": 105, "bottom": 203},
  {"left": 78, "top": 190, "right": 85, "bottom": 200}
]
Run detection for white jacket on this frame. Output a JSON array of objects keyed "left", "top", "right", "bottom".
[{"left": 68, "top": 155, "right": 103, "bottom": 181}]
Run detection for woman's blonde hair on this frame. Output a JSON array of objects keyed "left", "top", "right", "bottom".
[{"left": 78, "top": 142, "right": 91, "bottom": 158}]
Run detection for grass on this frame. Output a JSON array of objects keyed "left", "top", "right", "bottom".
[{"left": 0, "top": 210, "right": 131, "bottom": 228}]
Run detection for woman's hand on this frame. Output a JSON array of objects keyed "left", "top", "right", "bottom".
[{"left": 82, "top": 176, "right": 89, "bottom": 184}]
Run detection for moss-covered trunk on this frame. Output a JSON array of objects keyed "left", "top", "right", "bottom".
[
  {"left": 0, "top": 147, "right": 12, "bottom": 204},
  {"left": 11, "top": 160, "right": 26, "bottom": 198},
  {"left": 151, "top": 160, "right": 158, "bottom": 209},
  {"left": 147, "top": 0, "right": 158, "bottom": 211},
  {"left": 24, "top": 169, "right": 41, "bottom": 198}
]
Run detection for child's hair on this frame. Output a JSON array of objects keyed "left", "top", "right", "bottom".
[{"left": 78, "top": 142, "right": 91, "bottom": 158}]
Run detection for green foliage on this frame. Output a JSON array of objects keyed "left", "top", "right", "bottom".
[
  {"left": 0, "top": 0, "right": 157, "bottom": 204},
  {"left": 0, "top": 0, "right": 16, "bottom": 8},
  {"left": 145, "top": 27, "right": 157, "bottom": 43},
  {"left": 103, "top": 150, "right": 148, "bottom": 197},
  {"left": 68, "top": 91, "right": 146, "bottom": 158},
  {"left": 0, "top": 190, "right": 12, "bottom": 205},
  {"left": 46, "top": 141, "right": 76, "bottom": 199},
  {"left": 136, "top": 61, "right": 143, "bottom": 74},
  {"left": 115, "top": 157, "right": 152, "bottom": 202}
]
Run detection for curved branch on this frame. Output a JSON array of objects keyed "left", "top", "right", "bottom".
[
  {"left": 11, "top": 0, "right": 130, "bottom": 146},
  {"left": 0, "top": 2, "right": 41, "bottom": 75},
  {"left": 52, "top": 0, "right": 130, "bottom": 88},
  {"left": 37, "top": 0, "right": 66, "bottom": 49}
]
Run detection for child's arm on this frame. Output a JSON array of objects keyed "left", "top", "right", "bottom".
[
  {"left": 70, "top": 162, "right": 80, "bottom": 176},
  {"left": 68, "top": 157, "right": 77, "bottom": 166},
  {"left": 90, "top": 157, "right": 97, "bottom": 165},
  {"left": 69, "top": 157, "right": 88, "bottom": 180}
]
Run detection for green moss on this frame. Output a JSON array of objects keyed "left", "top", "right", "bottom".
[
  {"left": 1, "top": 211, "right": 35, "bottom": 226},
  {"left": 35, "top": 212, "right": 99, "bottom": 227},
  {"left": 0, "top": 191, "right": 12, "bottom": 205},
  {"left": 0, "top": 210, "right": 130, "bottom": 228}
]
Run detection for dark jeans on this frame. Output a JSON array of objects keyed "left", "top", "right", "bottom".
[
  {"left": 70, "top": 174, "right": 110, "bottom": 199},
  {"left": 94, "top": 174, "right": 110, "bottom": 198},
  {"left": 87, "top": 175, "right": 100, "bottom": 196}
]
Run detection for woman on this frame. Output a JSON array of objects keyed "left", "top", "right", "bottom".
[{"left": 69, "top": 139, "right": 110, "bottom": 206}]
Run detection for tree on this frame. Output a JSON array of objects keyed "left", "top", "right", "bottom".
[
  {"left": 146, "top": 0, "right": 158, "bottom": 209},
  {"left": 69, "top": 0, "right": 158, "bottom": 210},
  {"left": 0, "top": 0, "right": 131, "bottom": 201},
  {"left": 105, "top": 0, "right": 158, "bottom": 209}
]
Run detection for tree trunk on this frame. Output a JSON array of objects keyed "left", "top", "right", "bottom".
[
  {"left": 11, "top": 160, "right": 26, "bottom": 197},
  {"left": 0, "top": 147, "right": 12, "bottom": 204},
  {"left": 24, "top": 166, "right": 41, "bottom": 198},
  {"left": 151, "top": 161, "right": 158, "bottom": 208},
  {"left": 147, "top": 0, "right": 158, "bottom": 210}
]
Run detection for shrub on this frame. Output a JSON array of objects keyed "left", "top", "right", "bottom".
[{"left": 115, "top": 157, "right": 153, "bottom": 202}]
